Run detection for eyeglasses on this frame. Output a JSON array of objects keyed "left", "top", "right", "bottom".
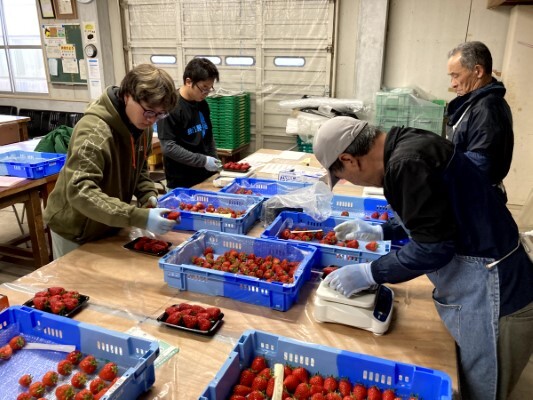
[
  {"left": 194, "top": 83, "right": 215, "bottom": 95},
  {"left": 134, "top": 98, "right": 169, "bottom": 121}
]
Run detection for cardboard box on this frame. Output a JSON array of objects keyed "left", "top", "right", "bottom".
[
  {"left": 278, "top": 165, "right": 328, "bottom": 184},
  {"left": 0, "top": 294, "right": 9, "bottom": 311}
]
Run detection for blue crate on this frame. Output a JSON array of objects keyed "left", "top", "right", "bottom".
[
  {"left": 158, "top": 230, "right": 318, "bottom": 311},
  {"left": 158, "top": 188, "right": 264, "bottom": 234},
  {"left": 261, "top": 211, "right": 390, "bottom": 268},
  {"left": 0, "top": 306, "right": 158, "bottom": 400},
  {"left": 0, "top": 150, "right": 66, "bottom": 179},
  {"left": 331, "top": 194, "right": 392, "bottom": 220},
  {"left": 200, "top": 329, "right": 452, "bottom": 400},
  {"left": 220, "top": 177, "right": 313, "bottom": 199}
]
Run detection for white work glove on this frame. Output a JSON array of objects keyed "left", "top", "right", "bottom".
[
  {"left": 334, "top": 219, "right": 384, "bottom": 241},
  {"left": 142, "top": 196, "right": 158, "bottom": 209},
  {"left": 146, "top": 208, "right": 176, "bottom": 235},
  {"left": 323, "top": 263, "right": 377, "bottom": 297},
  {"left": 205, "top": 156, "right": 222, "bottom": 172}
]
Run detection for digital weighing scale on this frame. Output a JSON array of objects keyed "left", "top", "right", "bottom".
[{"left": 313, "top": 281, "right": 394, "bottom": 335}]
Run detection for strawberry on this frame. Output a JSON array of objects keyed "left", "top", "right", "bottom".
[
  {"left": 94, "top": 387, "right": 109, "bottom": 400},
  {"left": 367, "top": 386, "right": 382, "bottom": 400},
  {"left": 379, "top": 212, "right": 389, "bottom": 221},
  {"left": 79, "top": 355, "right": 98, "bottom": 374},
  {"left": 98, "top": 361, "right": 119, "bottom": 381},
  {"left": 283, "top": 374, "right": 300, "bottom": 392},
  {"left": 239, "top": 368, "right": 256, "bottom": 386},
  {"left": 382, "top": 389, "right": 396, "bottom": 400},
  {"left": 48, "top": 286, "right": 66, "bottom": 296},
  {"left": 370, "top": 211, "right": 380, "bottom": 219},
  {"left": 206, "top": 307, "right": 222, "bottom": 320},
  {"left": 165, "top": 312, "right": 181, "bottom": 325},
  {"left": 42, "top": 370, "right": 59, "bottom": 387},
  {"left": 89, "top": 378, "right": 107, "bottom": 395},
  {"left": 166, "top": 211, "right": 180, "bottom": 220},
  {"left": 56, "top": 384, "right": 76, "bottom": 400},
  {"left": 232, "top": 384, "right": 252, "bottom": 396},
  {"left": 62, "top": 290, "right": 80, "bottom": 299},
  {"left": 323, "top": 376, "right": 338, "bottom": 393},
  {"left": 0, "top": 344, "right": 13, "bottom": 359},
  {"left": 341, "top": 210, "right": 350, "bottom": 216},
  {"left": 66, "top": 350, "right": 83, "bottom": 365},
  {"left": 322, "top": 266, "right": 339, "bottom": 278},
  {"left": 257, "top": 367, "right": 272, "bottom": 379},
  {"left": 63, "top": 297, "right": 79, "bottom": 311},
  {"left": 309, "top": 374, "right": 324, "bottom": 387},
  {"left": 311, "top": 394, "right": 326, "bottom": 400},
  {"left": 182, "top": 314, "right": 198, "bottom": 329},
  {"left": 353, "top": 383, "right": 367, "bottom": 400},
  {"left": 57, "top": 359, "right": 73, "bottom": 376},
  {"left": 248, "top": 391, "right": 265, "bottom": 400},
  {"left": 250, "top": 355, "right": 268, "bottom": 372},
  {"left": 50, "top": 300, "right": 66, "bottom": 314},
  {"left": 251, "top": 375, "right": 269, "bottom": 391},
  {"left": 197, "top": 317, "right": 212, "bottom": 331},
  {"left": 9, "top": 335, "right": 26, "bottom": 350},
  {"left": 71, "top": 371, "right": 88, "bottom": 388},
  {"left": 365, "top": 241, "right": 379, "bottom": 252},
  {"left": 325, "top": 393, "right": 342, "bottom": 400},
  {"left": 292, "top": 366, "right": 309, "bottom": 383},
  {"left": 32, "top": 296, "right": 48, "bottom": 310},
  {"left": 29, "top": 381, "right": 46, "bottom": 398},
  {"left": 294, "top": 382, "right": 311, "bottom": 399},
  {"left": 338, "top": 378, "right": 352, "bottom": 397},
  {"left": 75, "top": 389, "right": 95, "bottom": 400},
  {"left": 17, "top": 394, "right": 32, "bottom": 400},
  {"left": 19, "top": 374, "right": 32, "bottom": 387},
  {"left": 165, "top": 305, "right": 180, "bottom": 315}
]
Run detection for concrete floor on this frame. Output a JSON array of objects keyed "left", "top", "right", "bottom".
[{"left": 0, "top": 203, "right": 531, "bottom": 398}]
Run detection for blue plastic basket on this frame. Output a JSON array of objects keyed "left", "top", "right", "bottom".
[
  {"left": 0, "top": 150, "right": 66, "bottom": 179},
  {"left": 200, "top": 329, "right": 452, "bottom": 400},
  {"left": 0, "top": 306, "right": 158, "bottom": 400},
  {"left": 261, "top": 211, "right": 391, "bottom": 269},
  {"left": 220, "top": 177, "right": 313, "bottom": 199},
  {"left": 158, "top": 188, "right": 264, "bottom": 234},
  {"left": 331, "top": 194, "right": 392, "bottom": 219},
  {"left": 158, "top": 230, "right": 318, "bottom": 311}
]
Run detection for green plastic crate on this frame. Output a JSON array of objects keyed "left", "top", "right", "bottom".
[
  {"left": 297, "top": 136, "right": 313, "bottom": 153},
  {"left": 207, "top": 93, "right": 251, "bottom": 150}
]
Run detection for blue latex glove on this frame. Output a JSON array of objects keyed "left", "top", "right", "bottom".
[
  {"left": 146, "top": 208, "right": 176, "bottom": 235},
  {"left": 323, "top": 263, "right": 377, "bottom": 297},
  {"left": 142, "top": 196, "right": 158, "bottom": 209},
  {"left": 334, "top": 219, "right": 383, "bottom": 241},
  {"left": 205, "top": 156, "right": 222, "bottom": 172}
]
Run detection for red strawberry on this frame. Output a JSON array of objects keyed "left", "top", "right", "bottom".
[
  {"left": 0, "top": 344, "right": 13, "bottom": 359},
  {"left": 248, "top": 391, "right": 265, "bottom": 400},
  {"left": 310, "top": 384, "right": 325, "bottom": 395},
  {"left": 79, "top": 355, "right": 98, "bottom": 374},
  {"left": 71, "top": 371, "right": 88, "bottom": 388},
  {"left": 322, "top": 266, "right": 339, "bottom": 278},
  {"left": 18, "top": 374, "right": 33, "bottom": 387},
  {"left": 338, "top": 378, "right": 352, "bottom": 397},
  {"left": 251, "top": 375, "right": 269, "bottom": 391},
  {"left": 182, "top": 314, "right": 198, "bottom": 329},
  {"left": 232, "top": 384, "right": 252, "bottom": 396},
  {"left": 57, "top": 359, "right": 73, "bottom": 376},
  {"left": 48, "top": 286, "right": 66, "bottom": 296},
  {"left": 94, "top": 387, "right": 109, "bottom": 400},
  {"left": 197, "top": 317, "right": 213, "bottom": 331},
  {"left": 56, "top": 384, "right": 76, "bottom": 400},
  {"left": 323, "top": 376, "right": 338, "bottom": 393},
  {"left": 165, "top": 305, "right": 180, "bottom": 315},
  {"left": 206, "top": 307, "right": 222, "bottom": 320},
  {"left": 379, "top": 212, "right": 389, "bottom": 221},
  {"left": 341, "top": 210, "right": 350, "bottom": 216},
  {"left": 365, "top": 241, "right": 379, "bottom": 252},
  {"left": 294, "top": 382, "right": 311, "bottom": 399},
  {"left": 9, "top": 335, "right": 26, "bottom": 350},
  {"left": 89, "top": 378, "right": 107, "bottom": 395},
  {"left": 166, "top": 211, "right": 180, "bottom": 220},
  {"left": 98, "top": 362, "right": 118, "bottom": 381},
  {"left": 325, "top": 393, "right": 342, "bottom": 400},
  {"left": 284, "top": 365, "right": 293, "bottom": 377},
  {"left": 239, "top": 368, "right": 257, "bottom": 387},
  {"left": 165, "top": 312, "right": 181, "bottom": 325},
  {"left": 370, "top": 211, "right": 380, "bottom": 219},
  {"left": 367, "top": 386, "right": 382, "bottom": 400},
  {"left": 382, "top": 389, "right": 396, "bottom": 400},
  {"left": 292, "top": 366, "right": 309, "bottom": 383},
  {"left": 251, "top": 355, "right": 268, "bottom": 372},
  {"left": 75, "top": 389, "right": 95, "bottom": 400},
  {"left": 50, "top": 300, "right": 66, "bottom": 314},
  {"left": 17, "top": 394, "right": 32, "bottom": 400},
  {"left": 66, "top": 350, "right": 83, "bottom": 365},
  {"left": 32, "top": 296, "right": 48, "bottom": 310},
  {"left": 311, "top": 394, "right": 326, "bottom": 400},
  {"left": 353, "top": 383, "right": 368, "bottom": 400},
  {"left": 258, "top": 367, "right": 272, "bottom": 379},
  {"left": 62, "top": 290, "right": 80, "bottom": 299},
  {"left": 283, "top": 374, "right": 300, "bottom": 392},
  {"left": 42, "top": 371, "right": 59, "bottom": 387},
  {"left": 29, "top": 381, "right": 46, "bottom": 398},
  {"left": 309, "top": 374, "right": 324, "bottom": 387},
  {"left": 63, "top": 297, "right": 79, "bottom": 311}
]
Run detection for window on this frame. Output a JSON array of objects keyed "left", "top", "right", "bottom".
[{"left": 0, "top": 0, "right": 47, "bottom": 93}]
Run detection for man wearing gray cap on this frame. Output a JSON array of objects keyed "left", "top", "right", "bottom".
[{"left": 313, "top": 116, "right": 533, "bottom": 400}]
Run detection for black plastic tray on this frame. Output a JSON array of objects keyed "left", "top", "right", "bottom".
[
  {"left": 123, "top": 237, "right": 172, "bottom": 257},
  {"left": 23, "top": 294, "right": 89, "bottom": 318},
  {"left": 157, "top": 310, "right": 224, "bottom": 336}
]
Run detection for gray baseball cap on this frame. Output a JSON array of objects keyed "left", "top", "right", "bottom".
[{"left": 313, "top": 116, "right": 368, "bottom": 187}]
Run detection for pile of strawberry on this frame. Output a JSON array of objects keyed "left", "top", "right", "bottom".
[
  {"left": 5, "top": 337, "right": 119, "bottom": 400},
  {"left": 279, "top": 229, "right": 380, "bottom": 252},
  {"left": 234, "top": 187, "right": 256, "bottom": 195},
  {"left": 228, "top": 355, "right": 420, "bottom": 400},
  {"left": 162, "top": 302, "right": 222, "bottom": 332},
  {"left": 223, "top": 162, "right": 251, "bottom": 172},
  {"left": 191, "top": 248, "right": 300, "bottom": 283},
  {"left": 29, "top": 287, "right": 82, "bottom": 315},
  {"left": 133, "top": 237, "right": 170, "bottom": 254},
  {"left": 369, "top": 211, "right": 389, "bottom": 221},
  {"left": 177, "top": 201, "right": 246, "bottom": 218}
]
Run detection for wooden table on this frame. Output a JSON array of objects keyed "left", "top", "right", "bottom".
[
  {"left": 0, "top": 115, "right": 30, "bottom": 145},
  {"left": 0, "top": 149, "right": 458, "bottom": 399}
]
